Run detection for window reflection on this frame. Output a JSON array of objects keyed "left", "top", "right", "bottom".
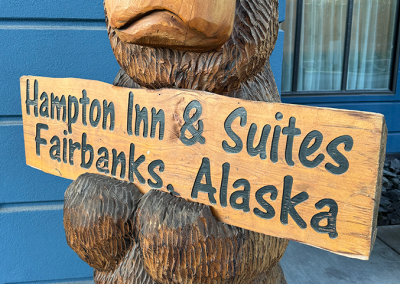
[
  {"left": 298, "top": 0, "right": 348, "bottom": 91},
  {"left": 281, "top": 0, "right": 398, "bottom": 93},
  {"left": 347, "top": 0, "right": 398, "bottom": 90},
  {"left": 281, "top": 0, "right": 298, "bottom": 92}
]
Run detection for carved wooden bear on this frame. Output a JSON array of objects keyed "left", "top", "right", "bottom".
[{"left": 63, "top": 0, "right": 289, "bottom": 283}]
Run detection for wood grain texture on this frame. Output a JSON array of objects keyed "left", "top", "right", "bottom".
[
  {"left": 65, "top": 0, "right": 285, "bottom": 281},
  {"left": 94, "top": 257, "right": 287, "bottom": 284},
  {"left": 64, "top": 173, "right": 142, "bottom": 271},
  {"left": 22, "top": 76, "right": 386, "bottom": 259},
  {"left": 370, "top": 118, "right": 388, "bottom": 251},
  {"left": 71, "top": 176, "right": 287, "bottom": 284},
  {"left": 104, "top": 0, "right": 237, "bottom": 52},
  {"left": 94, "top": 241, "right": 156, "bottom": 284},
  {"left": 254, "top": 263, "right": 287, "bottom": 284},
  {"left": 22, "top": 0, "right": 386, "bottom": 281},
  {"left": 106, "top": 0, "right": 280, "bottom": 101},
  {"left": 135, "top": 189, "right": 288, "bottom": 283}
]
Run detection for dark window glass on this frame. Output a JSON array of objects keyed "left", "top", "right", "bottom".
[
  {"left": 281, "top": 0, "right": 399, "bottom": 94},
  {"left": 347, "top": 0, "right": 398, "bottom": 90}
]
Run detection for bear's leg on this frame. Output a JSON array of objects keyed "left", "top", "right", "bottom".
[{"left": 64, "top": 174, "right": 288, "bottom": 284}]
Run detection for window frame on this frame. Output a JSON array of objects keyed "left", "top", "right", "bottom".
[{"left": 282, "top": 0, "right": 400, "bottom": 99}]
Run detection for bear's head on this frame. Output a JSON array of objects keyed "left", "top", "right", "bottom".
[{"left": 104, "top": 0, "right": 279, "bottom": 100}]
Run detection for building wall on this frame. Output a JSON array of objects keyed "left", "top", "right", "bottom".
[
  {"left": 0, "top": 1, "right": 117, "bottom": 283},
  {"left": 0, "top": 1, "right": 286, "bottom": 283},
  {"left": 281, "top": 0, "right": 400, "bottom": 153}
]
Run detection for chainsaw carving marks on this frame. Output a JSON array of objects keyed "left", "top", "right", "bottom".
[
  {"left": 106, "top": 0, "right": 280, "bottom": 102},
  {"left": 65, "top": 174, "right": 288, "bottom": 284},
  {"left": 63, "top": 174, "right": 142, "bottom": 271}
]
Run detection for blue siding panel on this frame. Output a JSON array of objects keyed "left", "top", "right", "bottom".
[
  {"left": 0, "top": 1, "right": 105, "bottom": 20},
  {"left": 2, "top": 1, "right": 287, "bottom": 23},
  {"left": 0, "top": 209, "right": 92, "bottom": 284},
  {"left": 0, "top": 27, "right": 120, "bottom": 116},
  {"left": 0, "top": 125, "right": 71, "bottom": 204},
  {"left": 271, "top": 30, "right": 284, "bottom": 96},
  {"left": 279, "top": 0, "right": 286, "bottom": 23},
  {"left": 387, "top": 133, "right": 400, "bottom": 153}
]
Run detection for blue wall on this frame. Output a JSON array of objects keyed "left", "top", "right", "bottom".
[
  {"left": 0, "top": 1, "right": 119, "bottom": 283},
  {"left": 0, "top": 1, "right": 286, "bottom": 283}
]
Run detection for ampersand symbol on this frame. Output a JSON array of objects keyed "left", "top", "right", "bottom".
[{"left": 180, "top": 100, "right": 206, "bottom": 146}]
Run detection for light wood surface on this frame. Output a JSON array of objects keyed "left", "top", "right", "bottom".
[
  {"left": 105, "top": 0, "right": 280, "bottom": 101},
  {"left": 21, "top": 76, "right": 387, "bottom": 260},
  {"left": 104, "top": 0, "right": 236, "bottom": 51}
]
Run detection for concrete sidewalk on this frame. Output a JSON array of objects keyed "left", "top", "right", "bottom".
[{"left": 281, "top": 226, "right": 400, "bottom": 284}]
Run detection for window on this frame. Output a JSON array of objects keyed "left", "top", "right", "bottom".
[{"left": 281, "top": 0, "right": 400, "bottom": 95}]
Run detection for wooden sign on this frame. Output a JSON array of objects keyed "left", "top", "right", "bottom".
[{"left": 20, "top": 76, "right": 387, "bottom": 260}]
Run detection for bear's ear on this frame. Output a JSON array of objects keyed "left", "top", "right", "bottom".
[
  {"left": 64, "top": 173, "right": 142, "bottom": 271},
  {"left": 104, "top": 0, "right": 236, "bottom": 52}
]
